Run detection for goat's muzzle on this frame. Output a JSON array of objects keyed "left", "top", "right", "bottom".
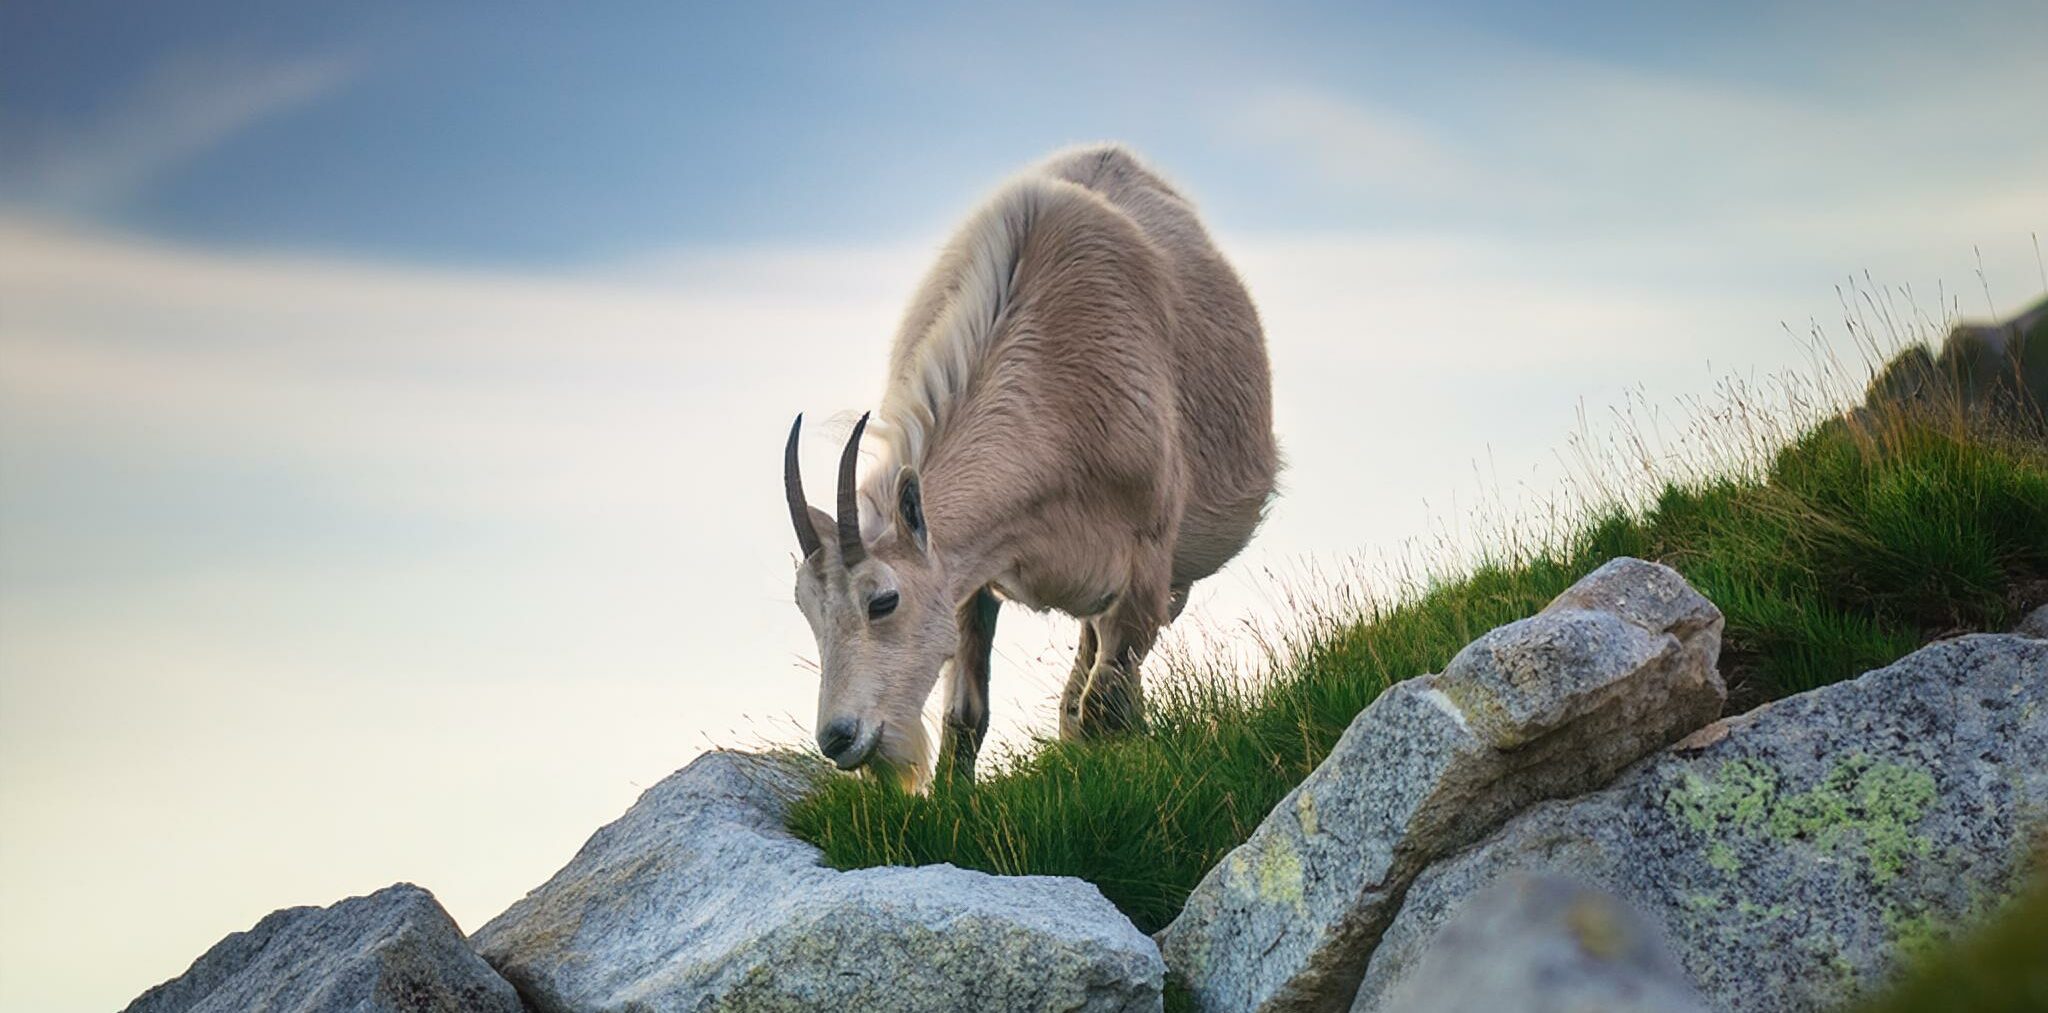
[{"left": 817, "top": 716, "right": 882, "bottom": 770}]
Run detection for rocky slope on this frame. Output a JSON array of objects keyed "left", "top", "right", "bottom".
[
  {"left": 1157, "top": 557, "right": 1727, "bottom": 1012},
  {"left": 1853, "top": 297, "right": 2048, "bottom": 436},
  {"left": 124, "top": 558, "right": 2048, "bottom": 1012},
  {"left": 470, "top": 750, "right": 1161, "bottom": 1012},
  {"left": 121, "top": 884, "right": 521, "bottom": 1013},
  {"left": 1353, "top": 633, "right": 2048, "bottom": 1012}
]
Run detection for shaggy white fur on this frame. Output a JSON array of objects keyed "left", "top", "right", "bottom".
[{"left": 861, "top": 170, "right": 1073, "bottom": 535}]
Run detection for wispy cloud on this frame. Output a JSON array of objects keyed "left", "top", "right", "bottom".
[
  {"left": 1226, "top": 86, "right": 1523, "bottom": 205},
  {"left": 0, "top": 52, "right": 355, "bottom": 213},
  {"left": 1226, "top": 24, "right": 2048, "bottom": 243}
]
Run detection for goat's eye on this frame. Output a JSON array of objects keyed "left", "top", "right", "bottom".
[{"left": 867, "top": 591, "right": 899, "bottom": 619}]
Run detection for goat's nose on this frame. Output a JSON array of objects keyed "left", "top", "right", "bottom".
[{"left": 817, "top": 717, "right": 864, "bottom": 766}]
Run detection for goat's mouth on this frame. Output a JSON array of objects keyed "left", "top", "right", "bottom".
[{"left": 832, "top": 722, "right": 884, "bottom": 771}]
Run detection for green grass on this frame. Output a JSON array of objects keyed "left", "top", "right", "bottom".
[{"left": 785, "top": 398, "right": 2048, "bottom": 935}]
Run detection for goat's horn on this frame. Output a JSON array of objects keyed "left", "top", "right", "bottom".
[
  {"left": 836, "top": 413, "right": 870, "bottom": 567},
  {"left": 784, "top": 415, "right": 823, "bottom": 560}
]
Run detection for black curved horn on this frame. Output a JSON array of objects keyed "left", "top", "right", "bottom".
[
  {"left": 785, "top": 415, "right": 823, "bottom": 560},
  {"left": 836, "top": 413, "right": 870, "bottom": 567}
]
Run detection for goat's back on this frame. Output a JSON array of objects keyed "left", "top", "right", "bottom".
[{"left": 1040, "top": 146, "right": 1278, "bottom": 586}]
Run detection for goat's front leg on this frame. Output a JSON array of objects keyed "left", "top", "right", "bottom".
[
  {"left": 937, "top": 586, "right": 1000, "bottom": 783},
  {"left": 1060, "top": 563, "right": 1169, "bottom": 740}
]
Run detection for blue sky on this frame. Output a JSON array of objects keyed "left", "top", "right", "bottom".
[
  {"left": 2, "top": 3, "right": 2045, "bottom": 1010},
  {"left": 11, "top": 1, "right": 2037, "bottom": 262}
]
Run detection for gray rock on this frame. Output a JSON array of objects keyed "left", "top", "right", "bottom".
[
  {"left": 1356, "top": 634, "right": 2048, "bottom": 1013},
  {"left": 1158, "top": 557, "right": 1726, "bottom": 1013},
  {"left": 472, "top": 750, "right": 1163, "bottom": 1012},
  {"left": 2016, "top": 604, "right": 2048, "bottom": 639},
  {"left": 1852, "top": 296, "right": 2048, "bottom": 435},
  {"left": 1361, "top": 874, "right": 1709, "bottom": 1013},
  {"left": 123, "top": 883, "right": 521, "bottom": 1013}
]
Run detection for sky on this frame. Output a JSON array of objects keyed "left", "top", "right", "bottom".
[{"left": 3, "top": 2, "right": 2045, "bottom": 1009}]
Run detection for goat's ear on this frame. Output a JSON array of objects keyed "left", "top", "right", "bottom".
[{"left": 897, "top": 468, "right": 928, "bottom": 552}]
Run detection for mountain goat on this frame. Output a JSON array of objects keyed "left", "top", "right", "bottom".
[{"left": 784, "top": 145, "right": 1277, "bottom": 785}]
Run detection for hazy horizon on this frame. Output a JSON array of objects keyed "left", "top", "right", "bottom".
[{"left": 4, "top": 2, "right": 2046, "bottom": 1009}]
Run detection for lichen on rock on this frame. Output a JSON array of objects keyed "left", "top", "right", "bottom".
[
  {"left": 1355, "top": 634, "right": 2048, "bottom": 1013},
  {"left": 1667, "top": 753, "right": 1939, "bottom": 886},
  {"left": 1160, "top": 557, "right": 1726, "bottom": 1013}
]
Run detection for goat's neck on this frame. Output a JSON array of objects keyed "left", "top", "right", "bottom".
[{"left": 921, "top": 456, "right": 1033, "bottom": 608}]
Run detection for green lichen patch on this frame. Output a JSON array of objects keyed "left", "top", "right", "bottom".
[
  {"left": 1295, "top": 791, "right": 1319, "bottom": 837},
  {"left": 1734, "top": 899, "right": 1791, "bottom": 923},
  {"left": 1882, "top": 906, "right": 1950, "bottom": 965},
  {"left": 1768, "top": 754, "right": 1936, "bottom": 884},
  {"left": 1228, "top": 836, "right": 1306, "bottom": 910},
  {"left": 1880, "top": 874, "right": 2019, "bottom": 970},
  {"left": 1706, "top": 841, "right": 1740, "bottom": 874},
  {"left": 1663, "top": 753, "right": 1938, "bottom": 885},
  {"left": 1255, "top": 838, "right": 1306, "bottom": 908},
  {"left": 1665, "top": 758, "right": 1778, "bottom": 835}
]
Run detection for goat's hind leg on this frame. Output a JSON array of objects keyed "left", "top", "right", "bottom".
[
  {"left": 938, "top": 586, "right": 1000, "bottom": 783},
  {"left": 1057, "top": 620, "right": 1102, "bottom": 741}
]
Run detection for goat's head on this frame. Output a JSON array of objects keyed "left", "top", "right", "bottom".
[{"left": 785, "top": 414, "right": 954, "bottom": 787}]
